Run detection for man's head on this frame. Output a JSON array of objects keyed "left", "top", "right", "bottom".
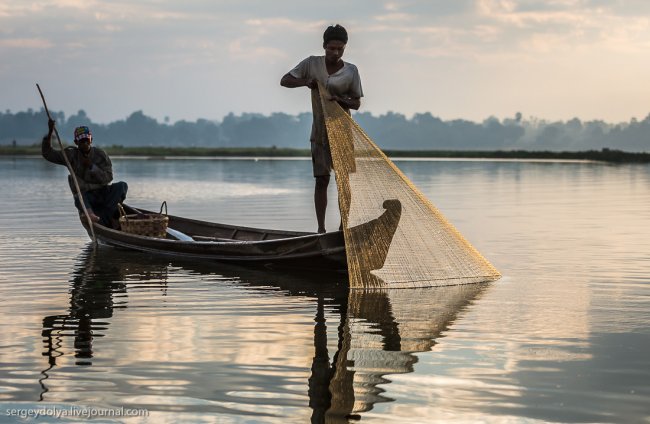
[
  {"left": 323, "top": 24, "right": 348, "bottom": 64},
  {"left": 74, "top": 126, "right": 92, "bottom": 153},
  {"left": 323, "top": 24, "right": 348, "bottom": 46}
]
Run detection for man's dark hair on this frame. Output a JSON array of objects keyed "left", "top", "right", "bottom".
[{"left": 323, "top": 24, "right": 348, "bottom": 46}]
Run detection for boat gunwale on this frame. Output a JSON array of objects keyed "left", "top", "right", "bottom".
[{"left": 129, "top": 205, "right": 313, "bottom": 239}]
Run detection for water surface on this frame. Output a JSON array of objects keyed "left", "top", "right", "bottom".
[{"left": 0, "top": 157, "right": 649, "bottom": 423}]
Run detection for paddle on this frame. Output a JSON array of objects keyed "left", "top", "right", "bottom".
[{"left": 36, "top": 84, "right": 97, "bottom": 245}]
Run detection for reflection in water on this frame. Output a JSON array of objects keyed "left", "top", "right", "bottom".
[
  {"left": 39, "top": 247, "right": 169, "bottom": 398},
  {"left": 38, "top": 246, "right": 487, "bottom": 421},
  {"left": 3, "top": 158, "right": 647, "bottom": 422},
  {"left": 323, "top": 284, "right": 487, "bottom": 422}
]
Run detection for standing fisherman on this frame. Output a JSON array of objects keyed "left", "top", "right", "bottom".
[{"left": 281, "top": 24, "right": 363, "bottom": 233}]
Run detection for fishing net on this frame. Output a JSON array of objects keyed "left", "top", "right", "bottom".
[{"left": 318, "top": 84, "right": 501, "bottom": 289}]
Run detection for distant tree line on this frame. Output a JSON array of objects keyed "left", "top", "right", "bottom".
[{"left": 1, "top": 108, "right": 648, "bottom": 152}]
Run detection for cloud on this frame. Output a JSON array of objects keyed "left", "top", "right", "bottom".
[
  {"left": 228, "top": 37, "right": 286, "bottom": 61},
  {"left": 373, "top": 12, "right": 414, "bottom": 23},
  {"left": 355, "top": 0, "right": 650, "bottom": 60},
  {"left": 0, "top": 0, "right": 648, "bottom": 123},
  {"left": 50, "top": 0, "right": 95, "bottom": 9},
  {"left": 0, "top": 38, "right": 53, "bottom": 49},
  {"left": 244, "top": 17, "right": 324, "bottom": 33}
]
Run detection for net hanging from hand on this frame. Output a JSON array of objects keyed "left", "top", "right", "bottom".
[{"left": 318, "top": 84, "right": 501, "bottom": 289}]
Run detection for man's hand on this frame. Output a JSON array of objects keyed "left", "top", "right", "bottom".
[
  {"left": 43, "top": 119, "right": 55, "bottom": 146},
  {"left": 329, "top": 95, "right": 347, "bottom": 107},
  {"left": 305, "top": 78, "right": 317, "bottom": 90},
  {"left": 328, "top": 95, "right": 361, "bottom": 110}
]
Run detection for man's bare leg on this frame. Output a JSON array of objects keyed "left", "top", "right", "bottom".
[{"left": 315, "top": 175, "right": 330, "bottom": 233}]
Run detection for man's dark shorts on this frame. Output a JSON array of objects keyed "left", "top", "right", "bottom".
[
  {"left": 74, "top": 182, "right": 128, "bottom": 227},
  {"left": 311, "top": 141, "right": 333, "bottom": 177}
]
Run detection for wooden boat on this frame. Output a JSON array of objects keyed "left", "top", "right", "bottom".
[{"left": 82, "top": 204, "right": 347, "bottom": 271}]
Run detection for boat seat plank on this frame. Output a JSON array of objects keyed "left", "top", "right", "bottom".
[
  {"left": 166, "top": 228, "right": 194, "bottom": 241},
  {"left": 192, "top": 235, "right": 240, "bottom": 242}
]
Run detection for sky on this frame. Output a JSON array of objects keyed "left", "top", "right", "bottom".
[{"left": 1, "top": 0, "right": 649, "bottom": 124}]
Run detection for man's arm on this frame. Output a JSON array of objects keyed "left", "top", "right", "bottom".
[
  {"left": 41, "top": 119, "right": 66, "bottom": 165},
  {"left": 329, "top": 95, "right": 361, "bottom": 111},
  {"left": 280, "top": 73, "right": 317, "bottom": 89}
]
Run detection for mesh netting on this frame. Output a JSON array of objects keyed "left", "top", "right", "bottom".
[{"left": 318, "top": 84, "right": 501, "bottom": 289}]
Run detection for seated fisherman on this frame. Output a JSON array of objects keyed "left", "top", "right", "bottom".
[{"left": 42, "top": 119, "right": 127, "bottom": 228}]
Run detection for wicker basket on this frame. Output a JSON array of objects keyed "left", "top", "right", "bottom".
[{"left": 118, "top": 202, "right": 169, "bottom": 238}]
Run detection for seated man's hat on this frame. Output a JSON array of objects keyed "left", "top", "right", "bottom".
[{"left": 74, "top": 126, "right": 92, "bottom": 143}]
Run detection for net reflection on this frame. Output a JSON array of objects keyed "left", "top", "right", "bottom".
[
  {"left": 38, "top": 246, "right": 488, "bottom": 421},
  {"left": 323, "top": 284, "right": 488, "bottom": 423}
]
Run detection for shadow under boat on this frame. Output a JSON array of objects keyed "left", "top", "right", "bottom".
[{"left": 40, "top": 246, "right": 490, "bottom": 421}]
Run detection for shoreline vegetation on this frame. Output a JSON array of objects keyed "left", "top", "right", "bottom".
[
  {"left": 4, "top": 109, "right": 650, "bottom": 153},
  {"left": 1, "top": 144, "right": 648, "bottom": 163}
]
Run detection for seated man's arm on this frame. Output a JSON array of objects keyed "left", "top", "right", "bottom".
[{"left": 41, "top": 120, "right": 66, "bottom": 165}]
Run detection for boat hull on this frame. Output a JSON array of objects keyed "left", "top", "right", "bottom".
[{"left": 84, "top": 205, "right": 347, "bottom": 272}]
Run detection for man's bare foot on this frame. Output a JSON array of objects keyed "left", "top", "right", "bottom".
[
  {"left": 317, "top": 227, "right": 326, "bottom": 234},
  {"left": 80, "top": 212, "right": 100, "bottom": 223}
]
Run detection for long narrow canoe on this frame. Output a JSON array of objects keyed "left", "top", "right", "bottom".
[{"left": 82, "top": 205, "right": 347, "bottom": 271}]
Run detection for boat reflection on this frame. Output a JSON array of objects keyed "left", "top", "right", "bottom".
[{"left": 39, "top": 245, "right": 488, "bottom": 421}]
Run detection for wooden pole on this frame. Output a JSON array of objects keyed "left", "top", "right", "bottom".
[{"left": 37, "top": 84, "right": 97, "bottom": 245}]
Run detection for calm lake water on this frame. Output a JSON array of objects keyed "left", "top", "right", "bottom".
[{"left": 0, "top": 156, "right": 649, "bottom": 423}]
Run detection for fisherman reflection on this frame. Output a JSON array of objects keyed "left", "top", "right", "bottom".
[
  {"left": 308, "top": 292, "right": 354, "bottom": 423},
  {"left": 41, "top": 247, "right": 169, "bottom": 370},
  {"left": 308, "top": 283, "right": 489, "bottom": 422},
  {"left": 41, "top": 248, "right": 126, "bottom": 367}
]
